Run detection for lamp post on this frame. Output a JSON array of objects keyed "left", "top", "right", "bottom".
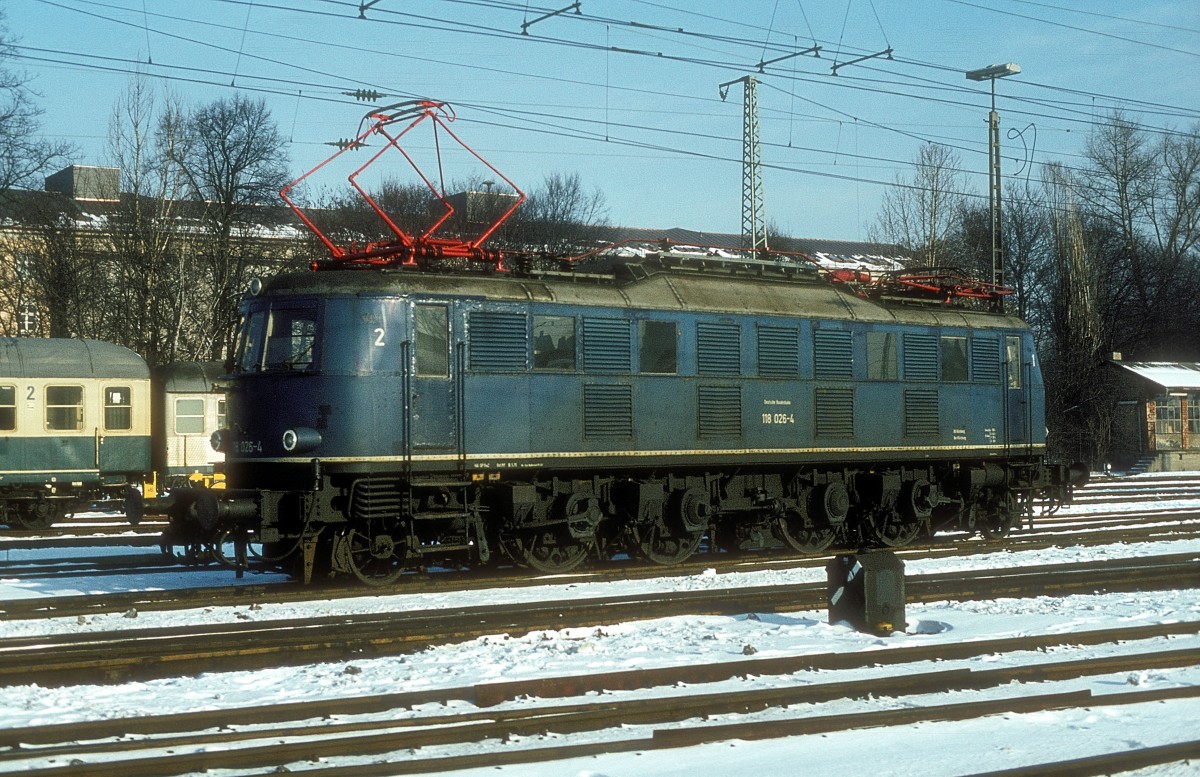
[{"left": 966, "top": 62, "right": 1020, "bottom": 311}]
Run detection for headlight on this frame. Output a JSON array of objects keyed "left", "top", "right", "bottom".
[
  {"left": 282, "top": 427, "right": 322, "bottom": 453},
  {"left": 210, "top": 429, "right": 227, "bottom": 452}
]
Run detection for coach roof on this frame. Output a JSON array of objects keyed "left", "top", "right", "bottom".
[{"left": 0, "top": 338, "right": 149, "bottom": 380}]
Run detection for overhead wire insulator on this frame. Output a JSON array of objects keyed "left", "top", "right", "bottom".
[
  {"left": 325, "top": 139, "right": 366, "bottom": 151},
  {"left": 343, "top": 89, "right": 385, "bottom": 102}
]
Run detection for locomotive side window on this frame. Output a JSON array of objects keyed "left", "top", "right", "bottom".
[
  {"left": 264, "top": 305, "right": 318, "bottom": 371},
  {"left": 415, "top": 304, "right": 450, "bottom": 377},
  {"left": 1005, "top": 336, "right": 1022, "bottom": 389},
  {"left": 533, "top": 315, "right": 575, "bottom": 370},
  {"left": 0, "top": 385, "right": 14, "bottom": 431},
  {"left": 104, "top": 387, "right": 132, "bottom": 431},
  {"left": 237, "top": 310, "right": 268, "bottom": 372},
  {"left": 45, "top": 385, "right": 83, "bottom": 431},
  {"left": 175, "top": 398, "right": 205, "bottom": 434},
  {"left": 639, "top": 320, "right": 677, "bottom": 374},
  {"left": 866, "top": 331, "right": 897, "bottom": 380},
  {"left": 941, "top": 336, "right": 968, "bottom": 382}
]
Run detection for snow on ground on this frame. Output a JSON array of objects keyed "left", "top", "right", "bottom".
[{"left": 0, "top": 479, "right": 1198, "bottom": 775}]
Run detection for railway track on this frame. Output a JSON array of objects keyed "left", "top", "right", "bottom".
[
  {"left": 0, "top": 553, "right": 1195, "bottom": 689},
  {"left": 3, "top": 515, "right": 1197, "bottom": 622},
  {"left": 1, "top": 621, "right": 1196, "bottom": 776}
]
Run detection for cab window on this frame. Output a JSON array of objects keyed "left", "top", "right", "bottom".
[
  {"left": 264, "top": 305, "right": 318, "bottom": 371},
  {"left": 46, "top": 385, "right": 83, "bottom": 431},
  {"left": 104, "top": 387, "right": 132, "bottom": 431}
]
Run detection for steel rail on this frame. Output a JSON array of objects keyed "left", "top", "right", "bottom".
[
  {"left": 0, "top": 554, "right": 1196, "bottom": 688},
  {"left": 2, "top": 639, "right": 1197, "bottom": 777}
]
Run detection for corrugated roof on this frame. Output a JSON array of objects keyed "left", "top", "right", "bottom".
[{"left": 1114, "top": 361, "right": 1200, "bottom": 391}]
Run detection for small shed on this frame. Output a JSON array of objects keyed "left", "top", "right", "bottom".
[{"left": 1110, "top": 361, "right": 1200, "bottom": 472}]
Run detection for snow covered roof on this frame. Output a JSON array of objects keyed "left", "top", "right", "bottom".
[{"left": 1114, "top": 361, "right": 1200, "bottom": 391}]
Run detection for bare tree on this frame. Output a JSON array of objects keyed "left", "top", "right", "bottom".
[
  {"left": 872, "top": 143, "right": 969, "bottom": 268},
  {"left": 0, "top": 11, "right": 71, "bottom": 200},
  {"left": 169, "top": 94, "right": 291, "bottom": 358},
  {"left": 103, "top": 78, "right": 200, "bottom": 368},
  {"left": 509, "top": 171, "right": 608, "bottom": 254}
]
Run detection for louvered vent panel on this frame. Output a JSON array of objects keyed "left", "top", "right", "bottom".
[
  {"left": 468, "top": 311, "right": 527, "bottom": 370},
  {"left": 971, "top": 337, "right": 1001, "bottom": 383},
  {"left": 814, "top": 387, "right": 854, "bottom": 438},
  {"left": 350, "top": 479, "right": 404, "bottom": 522},
  {"left": 698, "top": 385, "right": 742, "bottom": 438},
  {"left": 697, "top": 322, "right": 741, "bottom": 375},
  {"left": 583, "top": 384, "right": 633, "bottom": 438},
  {"left": 904, "top": 389, "right": 940, "bottom": 436},
  {"left": 757, "top": 325, "right": 799, "bottom": 377},
  {"left": 583, "top": 318, "right": 632, "bottom": 372},
  {"left": 814, "top": 329, "right": 853, "bottom": 379},
  {"left": 903, "top": 333, "right": 939, "bottom": 381}
]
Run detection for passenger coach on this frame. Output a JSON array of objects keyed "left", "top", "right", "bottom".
[{"left": 0, "top": 337, "right": 150, "bottom": 529}]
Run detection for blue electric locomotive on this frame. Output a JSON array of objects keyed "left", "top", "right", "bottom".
[{"left": 210, "top": 254, "right": 1080, "bottom": 584}]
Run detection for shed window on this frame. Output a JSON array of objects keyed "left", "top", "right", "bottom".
[
  {"left": 105, "top": 387, "right": 132, "bottom": 431},
  {"left": 533, "top": 315, "right": 575, "bottom": 370},
  {"left": 639, "top": 320, "right": 678, "bottom": 374},
  {"left": 175, "top": 398, "right": 205, "bottom": 435},
  {"left": 415, "top": 304, "right": 450, "bottom": 377},
  {"left": 941, "top": 337, "right": 968, "bottom": 382},
  {"left": 0, "top": 385, "right": 14, "bottom": 431},
  {"left": 46, "top": 385, "right": 83, "bottom": 431}
]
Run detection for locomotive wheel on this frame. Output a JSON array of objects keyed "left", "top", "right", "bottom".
[
  {"left": 12, "top": 499, "right": 62, "bottom": 531},
  {"left": 509, "top": 527, "right": 590, "bottom": 574},
  {"left": 870, "top": 510, "right": 921, "bottom": 548},
  {"left": 344, "top": 522, "right": 406, "bottom": 586},
  {"left": 775, "top": 512, "right": 837, "bottom": 554},
  {"left": 979, "top": 493, "right": 1021, "bottom": 539},
  {"left": 632, "top": 522, "right": 704, "bottom": 565}
]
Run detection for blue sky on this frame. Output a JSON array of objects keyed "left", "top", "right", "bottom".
[{"left": 6, "top": 0, "right": 1199, "bottom": 242}]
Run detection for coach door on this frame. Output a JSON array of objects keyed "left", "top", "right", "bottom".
[
  {"left": 1004, "top": 336, "right": 1030, "bottom": 448},
  {"left": 408, "top": 302, "right": 461, "bottom": 461}
]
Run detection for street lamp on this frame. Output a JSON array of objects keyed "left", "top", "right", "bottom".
[{"left": 966, "top": 62, "right": 1020, "bottom": 311}]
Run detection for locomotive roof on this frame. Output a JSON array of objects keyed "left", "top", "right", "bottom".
[
  {"left": 0, "top": 338, "right": 149, "bottom": 380},
  {"left": 257, "top": 267, "right": 1028, "bottom": 331},
  {"left": 154, "top": 360, "right": 225, "bottom": 393}
]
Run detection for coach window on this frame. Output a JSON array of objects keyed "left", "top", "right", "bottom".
[
  {"left": 104, "top": 387, "right": 132, "bottom": 431},
  {"left": 264, "top": 305, "right": 318, "bottom": 371},
  {"left": 941, "top": 336, "right": 968, "bottom": 382},
  {"left": 175, "top": 398, "right": 205, "bottom": 435},
  {"left": 1005, "top": 336, "right": 1022, "bottom": 389},
  {"left": 0, "top": 385, "right": 14, "bottom": 431},
  {"left": 640, "top": 320, "right": 678, "bottom": 374},
  {"left": 533, "top": 315, "right": 576, "bottom": 370},
  {"left": 415, "top": 304, "right": 450, "bottom": 377},
  {"left": 46, "top": 385, "right": 83, "bottom": 431},
  {"left": 217, "top": 399, "right": 227, "bottom": 430},
  {"left": 866, "top": 331, "right": 898, "bottom": 380}
]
